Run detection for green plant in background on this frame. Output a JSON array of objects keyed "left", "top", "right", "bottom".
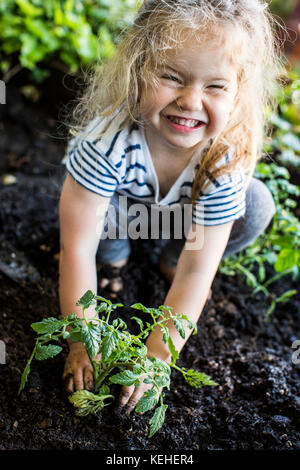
[
  {"left": 220, "top": 162, "right": 300, "bottom": 320},
  {"left": 219, "top": 65, "right": 300, "bottom": 320},
  {"left": 267, "top": 70, "right": 300, "bottom": 169},
  {"left": 0, "top": 0, "right": 140, "bottom": 82},
  {"left": 269, "top": 0, "right": 298, "bottom": 19},
  {"left": 19, "top": 291, "right": 217, "bottom": 438}
]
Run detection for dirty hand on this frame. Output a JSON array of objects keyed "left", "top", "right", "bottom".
[
  {"left": 62, "top": 342, "right": 94, "bottom": 393},
  {"left": 118, "top": 372, "right": 160, "bottom": 416}
]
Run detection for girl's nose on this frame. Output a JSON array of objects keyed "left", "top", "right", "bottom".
[{"left": 176, "top": 86, "right": 203, "bottom": 111}]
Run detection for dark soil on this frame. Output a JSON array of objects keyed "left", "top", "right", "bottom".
[{"left": 0, "top": 84, "right": 299, "bottom": 451}]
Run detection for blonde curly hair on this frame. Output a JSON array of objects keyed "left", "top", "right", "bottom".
[{"left": 68, "top": 0, "right": 285, "bottom": 205}]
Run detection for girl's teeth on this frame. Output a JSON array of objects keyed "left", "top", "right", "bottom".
[{"left": 168, "top": 116, "right": 200, "bottom": 127}]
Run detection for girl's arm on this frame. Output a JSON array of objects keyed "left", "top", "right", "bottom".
[
  {"left": 120, "top": 220, "right": 234, "bottom": 412},
  {"left": 146, "top": 220, "right": 234, "bottom": 360},
  {"left": 59, "top": 173, "right": 110, "bottom": 392}
]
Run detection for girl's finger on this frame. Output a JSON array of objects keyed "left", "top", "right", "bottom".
[
  {"left": 73, "top": 369, "right": 84, "bottom": 391},
  {"left": 63, "top": 372, "right": 74, "bottom": 394},
  {"left": 83, "top": 366, "right": 94, "bottom": 391},
  {"left": 125, "top": 386, "right": 149, "bottom": 415},
  {"left": 119, "top": 385, "right": 135, "bottom": 406}
]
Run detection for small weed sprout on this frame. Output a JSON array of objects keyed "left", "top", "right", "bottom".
[{"left": 19, "top": 291, "right": 217, "bottom": 438}]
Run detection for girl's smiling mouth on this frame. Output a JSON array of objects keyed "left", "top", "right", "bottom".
[{"left": 162, "top": 114, "right": 206, "bottom": 133}]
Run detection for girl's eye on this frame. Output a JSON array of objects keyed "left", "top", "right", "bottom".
[
  {"left": 208, "top": 85, "right": 225, "bottom": 90},
  {"left": 162, "top": 74, "right": 181, "bottom": 83}
]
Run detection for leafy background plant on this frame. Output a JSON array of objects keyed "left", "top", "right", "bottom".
[
  {"left": 219, "top": 69, "right": 300, "bottom": 319},
  {"left": 0, "top": 0, "right": 140, "bottom": 82}
]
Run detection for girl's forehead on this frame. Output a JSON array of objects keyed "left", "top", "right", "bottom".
[{"left": 159, "top": 25, "right": 244, "bottom": 69}]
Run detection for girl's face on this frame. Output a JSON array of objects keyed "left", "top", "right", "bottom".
[{"left": 140, "top": 35, "right": 239, "bottom": 156}]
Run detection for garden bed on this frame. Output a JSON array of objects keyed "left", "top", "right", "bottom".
[{"left": 0, "top": 85, "right": 299, "bottom": 450}]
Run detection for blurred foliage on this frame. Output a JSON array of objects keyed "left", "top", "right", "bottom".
[
  {"left": 220, "top": 161, "right": 300, "bottom": 319},
  {"left": 0, "top": 0, "right": 140, "bottom": 82},
  {"left": 267, "top": 69, "right": 300, "bottom": 168},
  {"left": 270, "top": 0, "right": 298, "bottom": 19},
  {"left": 220, "top": 67, "right": 300, "bottom": 319}
]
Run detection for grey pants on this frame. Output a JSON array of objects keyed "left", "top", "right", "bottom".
[{"left": 97, "top": 178, "right": 276, "bottom": 267}]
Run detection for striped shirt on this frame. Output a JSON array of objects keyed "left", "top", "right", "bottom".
[{"left": 62, "top": 112, "right": 246, "bottom": 226}]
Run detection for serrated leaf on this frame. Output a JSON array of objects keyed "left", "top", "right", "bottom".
[
  {"left": 31, "top": 317, "right": 64, "bottom": 335},
  {"left": 35, "top": 344, "right": 62, "bottom": 360},
  {"left": 149, "top": 404, "right": 168, "bottom": 437},
  {"left": 154, "top": 374, "right": 170, "bottom": 388},
  {"left": 111, "top": 302, "right": 124, "bottom": 310},
  {"left": 95, "top": 302, "right": 107, "bottom": 313},
  {"left": 130, "top": 303, "right": 150, "bottom": 313},
  {"left": 136, "top": 389, "right": 158, "bottom": 413},
  {"left": 144, "top": 376, "right": 154, "bottom": 384},
  {"left": 101, "top": 330, "right": 118, "bottom": 360},
  {"left": 69, "top": 328, "right": 82, "bottom": 342},
  {"left": 81, "top": 323, "right": 100, "bottom": 359},
  {"left": 167, "top": 336, "right": 179, "bottom": 365},
  {"left": 109, "top": 370, "right": 141, "bottom": 386},
  {"left": 173, "top": 318, "right": 186, "bottom": 339},
  {"left": 134, "top": 344, "right": 148, "bottom": 359},
  {"left": 76, "top": 290, "right": 96, "bottom": 308},
  {"left": 19, "top": 359, "right": 31, "bottom": 394},
  {"left": 98, "top": 384, "right": 110, "bottom": 395},
  {"left": 69, "top": 389, "right": 113, "bottom": 416},
  {"left": 160, "top": 324, "right": 169, "bottom": 343},
  {"left": 184, "top": 369, "right": 218, "bottom": 388},
  {"left": 131, "top": 316, "right": 144, "bottom": 332},
  {"left": 148, "top": 357, "right": 171, "bottom": 375},
  {"left": 179, "top": 314, "right": 197, "bottom": 333}
]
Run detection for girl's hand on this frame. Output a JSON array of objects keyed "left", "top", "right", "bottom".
[
  {"left": 63, "top": 342, "right": 94, "bottom": 393},
  {"left": 118, "top": 372, "right": 160, "bottom": 415}
]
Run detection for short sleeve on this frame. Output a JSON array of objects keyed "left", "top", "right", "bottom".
[
  {"left": 63, "top": 137, "right": 121, "bottom": 197},
  {"left": 192, "top": 168, "right": 247, "bottom": 226}
]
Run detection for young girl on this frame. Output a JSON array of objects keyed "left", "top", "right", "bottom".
[{"left": 59, "top": 0, "right": 282, "bottom": 414}]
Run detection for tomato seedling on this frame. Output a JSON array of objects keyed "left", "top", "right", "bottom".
[{"left": 19, "top": 290, "right": 217, "bottom": 437}]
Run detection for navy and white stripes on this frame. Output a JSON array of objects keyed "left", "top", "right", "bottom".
[{"left": 63, "top": 114, "right": 246, "bottom": 226}]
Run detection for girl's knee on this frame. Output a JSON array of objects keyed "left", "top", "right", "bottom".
[{"left": 246, "top": 178, "right": 276, "bottom": 229}]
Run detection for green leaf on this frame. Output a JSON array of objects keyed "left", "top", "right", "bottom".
[
  {"left": 184, "top": 369, "right": 218, "bottom": 388},
  {"left": 95, "top": 302, "right": 107, "bottom": 314},
  {"left": 167, "top": 336, "right": 179, "bottom": 365},
  {"left": 149, "top": 404, "right": 168, "bottom": 438},
  {"left": 179, "top": 314, "right": 197, "bottom": 333},
  {"left": 19, "top": 359, "right": 32, "bottom": 394},
  {"left": 160, "top": 324, "right": 169, "bottom": 343},
  {"left": 76, "top": 290, "right": 96, "bottom": 308},
  {"left": 81, "top": 323, "right": 100, "bottom": 359},
  {"left": 69, "top": 389, "right": 113, "bottom": 416},
  {"left": 154, "top": 374, "right": 170, "bottom": 388},
  {"left": 136, "top": 389, "right": 158, "bottom": 413},
  {"left": 31, "top": 317, "right": 64, "bottom": 335},
  {"left": 281, "top": 132, "right": 300, "bottom": 151},
  {"left": 35, "top": 343, "right": 62, "bottom": 360},
  {"left": 173, "top": 318, "right": 186, "bottom": 339},
  {"left": 101, "top": 330, "right": 118, "bottom": 360},
  {"left": 274, "top": 249, "right": 299, "bottom": 272},
  {"left": 68, "top": 329, "right": 82, "bottom": 343},
  {"left": 18, "top": 344, "right": 37, "bottom": 394},
  {"left": 109, "top": 370, "right": 141, "bottom": 386},
  {"left": 130, "top": 303, "right": 150, "bottom": 313},
  {"left": 276, "top": 289, "right": 297, "bottom": 303},
  {"left": 148, "top": 357, "right": 171, "bottom": 375},
  {"left": 131, "top": 316, "right": 144, "bottom": 332},
  {"left": 144, "top": 376, "right": 154, "bottom": 384}
]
